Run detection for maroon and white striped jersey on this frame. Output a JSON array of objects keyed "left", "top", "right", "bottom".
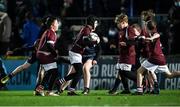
[
  {"left": 71, "top": 25, "right": 92, "bottom": 54},
  {"left": 118, "top": 26, "right": 136, "bottom": 64},
  {"left": 148, "top": 32, "right": 166, "bottom": 65},
  {"left": 36, "top": 29, "right": 57, "bottom": 64}
]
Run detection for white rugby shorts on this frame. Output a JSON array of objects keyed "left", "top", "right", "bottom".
[
  {"left": 115, "top": 63, "right": 132, "bottom": 71},
  {"left": 69, "top": 51, "right": 82, "bottom": 64},
  {"left": 139, "top": 57, "right": 146, "bottom": 64},
  {"left": 42, "top": 62, "right": 57, "bottom": 71},
  {"left": 142, "top": 60, "right": 170, "bottom": 73}
]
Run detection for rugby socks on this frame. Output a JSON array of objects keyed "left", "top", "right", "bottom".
[
  {"left": 122, "top": 71, "right": 137, "bottom": 82},
  {"left": 41, "top": 70, "right": 52, "bottom": 89},
  {"left": 84, "top": 87, "right": 90, "bottom": 91},
  {"left": 149, "top": 86, "right": 153, "bottom": 92},
  {"left": 119, "top": 70, "right": 129, "bottom": 91},
  {"left": 56, "top": 73, "right": 76, "bottom": 92},
  {"left": 69, "top": 63, "right": 83, "bottom": 89},
  {"left": 82, "top": 87, "right": 90, "bottom": 94},
  {"left": 121, "top": 76, "right": 129, "bottom": 91},
  {"left": 57, "top": 63, "right": 83, "bottom": 92},
  {"left": 48, "top": 69, "right": 58, "bottom": 91},
  {"left": 153, "top": 81, "right": 160, "bottom": 94},
  {"left": 111, "top": 78, "right": 121, "bottom": 91},
  {"left": 8, "top": 73, "right": 13, "bottom": 79},
  {"left": 70, "top": 76, "right": 81, "bottom": 89},
  {"left": 137, "top": 87, "right": 143, "bottom": 93},
  {"left": 154, "top": 81, "right": 159, "bottom": 90},
  {"left": 58, "top": 78, "right": 66, "bottom": 84}
]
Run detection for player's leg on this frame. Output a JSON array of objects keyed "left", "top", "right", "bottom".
[
  {"left": 108, "top": 72, "right": 121, "bottom": 95},
  {"left": 56, "top": 51, "right": 83, "bottom": 95},
  {"left": 55, "top": 66, "right": 75, "bottom": 94},
  {"left": 60, "top": 66, "right": 75, "bottom": 91},
  {"left": 121, "top": 68, "right": 137, "bottom": 82},
  {"left": 34, "top": 65, "right": 45, "bottom": 96},
  {"left": 136, "top": 66, "right": 147, "bottom": 94},
  {"left": 165, "top": 70, "right": 180, "bottom": 78},
  {"left": 135, "top": 60, "right": 159, "bottom": 95},
  {"left": 67, "top": 63, "right": 83, "bottom": 96},
  {"left": 36, "top": 70, "right": 50, "bottom": 96},
  {"left": 1, "top": 62, "right": 31, "bottom": 84},
  {"left": 142, "top": 71, "right": 153, "bottom": 93},
  {"left": 119, "top": 70, "right": 131, "bottom": 94},
  {"left": 0, "top": 59, "right": 7, "bottom": 78},
  {"left": 148, "top": 71, "right": 159, "bottom": 94},
  {"left": 56, "top": 65, "right": 82, "bottom": 95},
  {"left": 37, "top": 65, "right": 45, "bottom": 86},
  {"left": 56, "top": 71, "right": 78, "bottom": 90},
  {"left": 36, "top": 62, "right": 59, "bottom": 96},
  {"left": 82, "top": 59, "right": 93, "bottom": 94},
  {"left": 46, "top": 68, "right": 59, "bottom": 96},
  {"left": 0, "top": 59, "right": 7, "bottom": 89}
]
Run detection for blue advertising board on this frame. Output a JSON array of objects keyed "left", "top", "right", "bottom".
[{"left": 2, "top": 56, "right": 180, "bottom": 90}]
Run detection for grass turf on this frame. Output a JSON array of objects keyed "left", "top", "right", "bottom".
[{"left": 0, "top": 90, "right": 180, "bottom": 106}]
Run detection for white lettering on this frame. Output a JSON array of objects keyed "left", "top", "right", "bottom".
[
  {"left": 177, "top": 78, "right": 180, "bottom": 89},
  {"left": 91, "top": 65, "right": 99, "bottom": 77},
  {"left": 168, "top": 63, "right": 180, "bottom": 71},
  {"left": 101, "top": 64, "right": 107, "bottom": 77},
  {"left": 165, "top": 78, "right": 180, "bottom": 89},
  {"left": 165, "top": 79, "right": 170, "bottom": 89}
]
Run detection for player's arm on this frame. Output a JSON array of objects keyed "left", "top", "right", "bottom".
[
  {"left": 46, "top": 33, "right": 57, "bottom": 56},
  {"left": 6, "top": 46, "right": 34, "bottom": 56},
  {"left": 145, "top": 33, "right": 160, "bottom": 42},
  {"left": 81, "top": 26, "right": 93, "bottom": 46},
  {"left": 47, "top": 42, "right": 57, "bottom": 56},
  {"left": 125, "top": 27, "right": 136, "bottom": 46}
]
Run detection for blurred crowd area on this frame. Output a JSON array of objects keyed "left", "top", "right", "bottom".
[{"left": 0, "top": 0, "right": 180, "bottom": 56}]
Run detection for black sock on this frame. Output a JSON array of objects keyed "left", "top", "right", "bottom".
[
  {"left": 84, "top": 87, "right": 90, "bottom": 92},
  {"left": 123, "top": 71, "right": 137, "bottom": 82},
  {"left": 112, "top": 78, "right": 121, "bottom": 91},
  {"left": 63, "top": 73, "right": 77, "bottom": 81},
  {"left": 70, "top": 63, "right": 83, "bottom": 89},
  {"left": 84, "top": 87, "right": 89, "bottom": 90},
  {"left": 41, "top": 70, "right": 51, "bottom": 89},
  {"left": 154, "top": 81, "right": 159, "bottom": 88},
  {"left": 119, "top": 70, "right": 129, "bottom": 91},
  {"left": 48, "top": 69, "right": 58, "bottom": 91},
  {"left": 8, "top": 74, "right": 13, "bottom": 79}
]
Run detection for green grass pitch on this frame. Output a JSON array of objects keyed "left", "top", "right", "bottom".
[{"left": 0, "top": 90, "right": 180, "bottom": 106}]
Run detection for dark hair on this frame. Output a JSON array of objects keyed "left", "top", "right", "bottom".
[
  {"left": 44, "top": 16, "right": 58, "bottom": 28},
  {"left": 86, "top": 15, "right": 99, "bottom": 27},
  {"left": 147, "top": 20, "right": 156, "bottom": 30}
]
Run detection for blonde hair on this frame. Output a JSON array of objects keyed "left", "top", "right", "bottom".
[
  {"left": 141, "top": 9, "right": 155, "bottom": 21},
  {"left": 115, "top": 13, "right": 128, "bottom": 24}
]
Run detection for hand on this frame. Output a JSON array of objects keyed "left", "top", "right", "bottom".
[
  {"left": 139, "top": 36, "right": 146, "bottom": 39},
  {"left": 145, "top": 37, "right": 153, "bottom": 42},
  {"left": 92, "top": 60, "right": 97, "bottom": 65},
  {"left": 110, "top": 44, "right": 116, "bottom": 49},
  {"left": 102, "top": 36, "right": 108, "bottom": 43},
  {"left": 119, "top": 42, "right": 127, "bottom": 46}
]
